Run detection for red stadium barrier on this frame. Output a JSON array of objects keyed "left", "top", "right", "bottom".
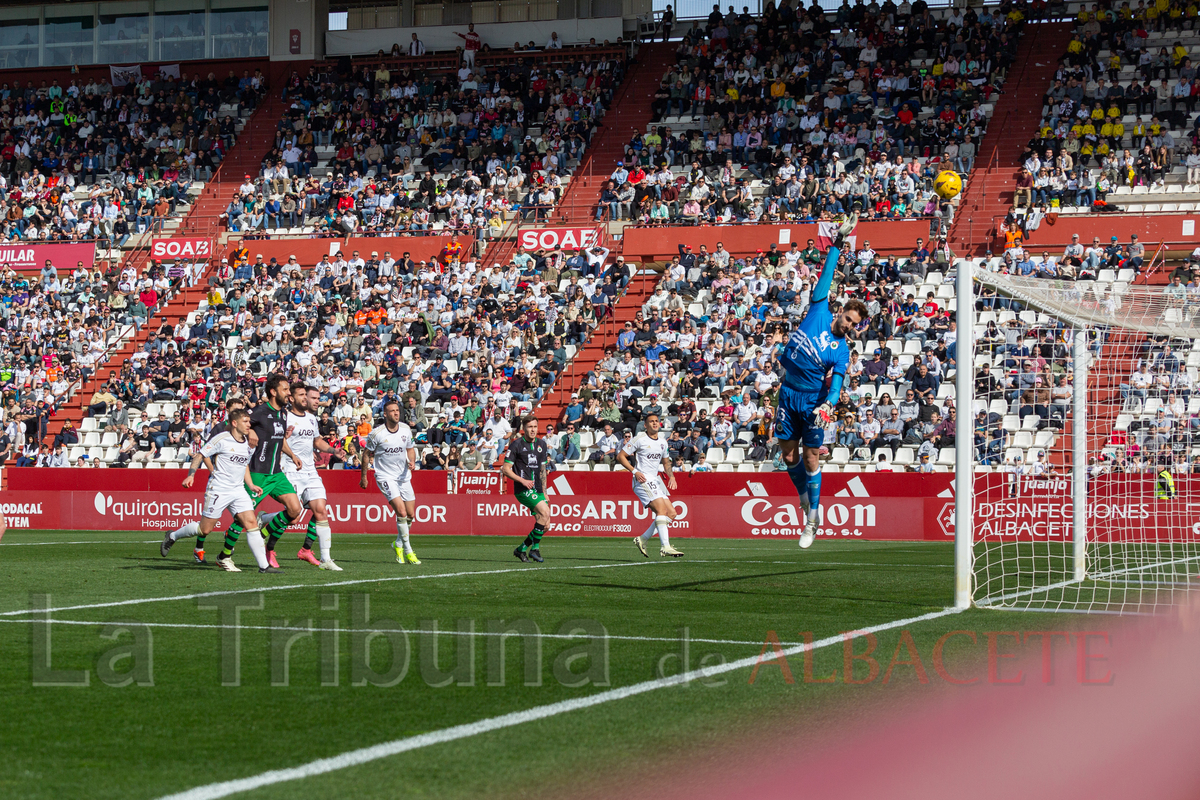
[{"left": 0, "top": 468, "right": 954, "bottom": 538}]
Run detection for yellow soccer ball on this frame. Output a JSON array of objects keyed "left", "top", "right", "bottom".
[{"left": 933, "top": 170, "right": 963, "bottom": 200}]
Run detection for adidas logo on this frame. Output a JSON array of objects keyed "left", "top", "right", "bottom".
[
  {"left": 733, "top": 475, "right": 872, "bottom": 499},
  {"left": 545, "top": 474, "right": 575, "bottom": 496}
]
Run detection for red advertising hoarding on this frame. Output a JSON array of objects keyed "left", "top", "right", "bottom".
[
  {"left": 0, "top": 242, "right": 96, "bottom": 273},
  {"left": 517, "top": 227, "right": 601, "bottom": 251},
  {"left": 3, "top": 468, "right": 1193, "bottom": 541},
  {"left": 150, "top": 237, "right": 213, "bottom": 260}
]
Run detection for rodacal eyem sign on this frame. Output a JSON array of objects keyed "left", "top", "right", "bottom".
[
  {"left": 150, "top": 238, "right": 213, "bottom": 260},
  {"left": 518, "top": 227, "right": 601, "bottom": 251}
]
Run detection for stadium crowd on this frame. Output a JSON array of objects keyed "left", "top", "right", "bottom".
[
  {"left": 596, "top": 0, "right": 1023, "bottom": 225},
  {"left": 0, "top": 252, "right": 202, "bottom": 467},
  {"left": 0, "top": 69, "right": 265, "bottom": 246},
  {"left": 225, "top": 45, "right": 626, "bottom": 239},
  {"left": 13, "top": 238, "right": 641, "bottom": 470}
]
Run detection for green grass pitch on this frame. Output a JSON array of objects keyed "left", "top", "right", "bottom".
[{"left": 0, "top": 531, "right": 1091, "bottom": 799}]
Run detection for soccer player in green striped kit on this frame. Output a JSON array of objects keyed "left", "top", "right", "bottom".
[
  {"left": 221, "top": 374, "right": 305, "bottom": 569},
  {"left": 502, "top": 415, "right": 553, "bottom": 563}
]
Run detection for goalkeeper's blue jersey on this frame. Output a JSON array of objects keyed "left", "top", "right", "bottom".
[{"left": 778, "top": 248, "right": 848, "bottom": 395}]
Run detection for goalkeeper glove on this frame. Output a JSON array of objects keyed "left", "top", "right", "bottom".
[{"left": 813, "top": 403, "right": 833, "bottom": 423}]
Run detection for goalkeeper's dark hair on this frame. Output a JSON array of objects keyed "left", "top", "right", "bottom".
[{"left": 843, "top": 298, "right": 869, "bottom": 320}]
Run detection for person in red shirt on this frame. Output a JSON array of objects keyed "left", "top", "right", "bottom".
[{"left": 454, "top": 22, "right": 481, "bottom": 67}]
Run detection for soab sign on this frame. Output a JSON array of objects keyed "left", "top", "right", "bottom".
[
  {"left": 518, "top": 227, "right": 600, "bottom": 251},
  {"left": 150, "top": 238, "right": 212, "bottom": 260}
]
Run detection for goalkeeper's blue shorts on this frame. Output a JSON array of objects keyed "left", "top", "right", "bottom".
[{"left": 774, "top": 385, "right": 825, "bottom": 449}]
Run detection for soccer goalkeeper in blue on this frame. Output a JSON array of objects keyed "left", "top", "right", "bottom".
[{"left": 772, "top": 214, "right": 869, "bottom": 549}]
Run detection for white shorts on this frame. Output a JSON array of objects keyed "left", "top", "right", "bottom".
[
  {"left": 202, "top": 488, "right": 254, "bottom": 521},
  {"left": 377, "top": 476, "right": 415, "bottom": 503},
  {"left": 285, "top": 470, "right": 327, "bottom": 505},
  {"left": 633, "top": 474, "right": 670, "bottom": 507}
]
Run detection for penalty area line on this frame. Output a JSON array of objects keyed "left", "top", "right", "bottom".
[
  {"left": 0, "top": 560, "right": 676, "bottom": 618},
  {"left": 152, "top": 606, "right": 962, "bottom": 800}
]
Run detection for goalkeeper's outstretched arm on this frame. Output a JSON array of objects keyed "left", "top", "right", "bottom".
[{"left": 813, "top": 242, "right": 840, "bottom": 304}]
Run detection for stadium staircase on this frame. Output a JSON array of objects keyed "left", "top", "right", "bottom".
[
  {"left": 40, "top": 98, "right": 290, "bottom": 445},
  {"left": 555, "top": 42, "right": 678, "bottom": 224},
  {"left": 182, "top": 94, "right": 288, "bottom": 235},
  {"left": 950, "top": 21, "right": 1074, "bottom": 255},
  {"left": 533, "top": 267, "right": 662, "bottom": 428}
]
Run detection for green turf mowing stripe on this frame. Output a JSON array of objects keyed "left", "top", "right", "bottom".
[
  {"left": 0, "top": 617, "right": 799, "bottom": 647},
  {"left": 151, "top": 606, "right": 963, "bottom": 800},
  {"left": 0, "top": 560, "right": 682, "bottom": 617}
]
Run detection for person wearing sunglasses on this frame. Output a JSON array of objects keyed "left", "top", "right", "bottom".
[{"left": 770, "top": 213, "right": 868, "bottom": 549}]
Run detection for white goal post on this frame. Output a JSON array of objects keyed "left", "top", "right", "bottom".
[{"left": 956, "top": 265, "right": 1200, "bottom": 614}]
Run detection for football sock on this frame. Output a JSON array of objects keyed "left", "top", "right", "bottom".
[
  {"left": 196, "top": 533, "right": 207, "bottom": 549},
  {"left": 171, "top": 521, "right": 200, "bottom": 541},
  {"left": 243, "top": 527, "right": 269, "bottom": 570},
  {"left": 220, "top": 528, "right": 241, "bottom": 557},
  {"left": 302, "top": 518, "right": 318, "bottom": 551},
  {"left": 639, "top": 518, "right": 657, "bottom": 540},
  {"left": 787, "top": 462, "right": 808, "bottom": 500},
  {"left": 315, "top": 522, "right": 332, "bottom": 562},
  {"left": 395, "top": 518, "right": 412, "bottom": 553},
  {"left": 263, "top": 510, "right": 295, "bottom": 548},
  {"left": 521, "top": 523, "right": 546, "bottom": 552},
  {"left": 805, "top": 468, "right": 822, "bottom": 523},
  {"left": 655, "top": 515, "right": 672, "bottom": 549}
]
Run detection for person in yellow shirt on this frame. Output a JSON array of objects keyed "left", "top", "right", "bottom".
[
  {"left": 1108, "top": 53, "right": 1122, "bottom": 82},
  {"left": 1107, "top": 102, "right": 1122, "bottom": 119},
  {"left": 1091, "top": 102, "right": 1106, "bottom": 121},
  {"left": 1095, "top": 140, "right": 1111, "bottom": 159},
  {"left": 1173, "top": 43, "right": 1189, "bottom": 65},
  {"left": 1109, "top": 119, "right": 1126, "bottom": 144},
  {"left": 1068, "top": 37, "right": 1084, "bottom": 55},
  {"left": 770, "top": 78, "right": 786, "bottom": 98},
  {"left": 1080, "top": 141, "right": 1095, "bottom": 166}
]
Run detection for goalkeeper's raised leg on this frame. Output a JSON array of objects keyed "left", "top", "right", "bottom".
[{"left": 770, "top": 214, "right": 868, "bottom": 547}]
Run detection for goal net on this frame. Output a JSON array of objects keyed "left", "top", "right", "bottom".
[{"left": 968, "top": 271, "right": 1200, "bottom": 614}]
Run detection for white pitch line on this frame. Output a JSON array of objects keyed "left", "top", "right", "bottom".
[
  {"left": 0, "top": 618, "right": 796, "bottom": 648},
  {"left": 975, "top": 553, "right": 1200, "bottom": 607},
  {"left": 0, "top": 540, "right": 160, "bottom": 546},
  {"left": 0, "top": 561, "right": 678, "bottom": 618},
  {"left": 153, "top": 606, "right": 962, "bottom": 800},
  {"left": 685, "top": 559, "right": 952, "bottom": 568}
]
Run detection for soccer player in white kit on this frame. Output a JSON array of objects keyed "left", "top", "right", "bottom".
[
  {"left": 261, "top": 384, "right": 343, "bottom": 571},
  {"left": 361, "top": 399, "right": 422, "bottom": 564},
  {"left": 160, "top": 409, "right": 279, "bottom": 573},
  {"left": 617, "top": 412, "right": 683, "bottom": 558}
]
